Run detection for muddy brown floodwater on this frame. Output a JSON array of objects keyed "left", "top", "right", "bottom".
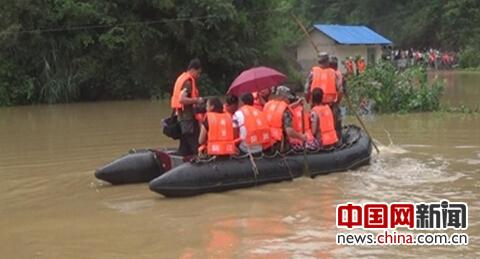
[{"left": 0, "top": 71, "right": 479, "bottom": 258}]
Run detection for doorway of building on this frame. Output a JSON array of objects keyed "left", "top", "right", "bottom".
[{"left": 367, "top": 47, "right": 376, "bottom": 64}]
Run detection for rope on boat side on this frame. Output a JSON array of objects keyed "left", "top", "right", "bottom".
[{"left": 193, "top": 126, "right": 364, "bottom": 163}]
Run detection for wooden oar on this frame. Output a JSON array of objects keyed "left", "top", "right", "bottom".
[
  {"left": 290, "top": 13, "right": 320, "bottom": 54},
  {"left": 290, "top": 12, "right": 380, "bottom": 154},
  {"left": 290, "top": 13, "right": 319, "bottom": 53}
]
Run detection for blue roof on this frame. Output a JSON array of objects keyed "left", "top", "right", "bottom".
[{"left": 313, "top": 24, "right": 392, "bottom": 45}]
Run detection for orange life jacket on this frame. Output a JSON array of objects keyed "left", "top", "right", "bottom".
[
  {"left": 310, "top": 66, "right": 338, "bottom": 104},
  {"left": 170, "top": 72, "right": 199, "bottom": 109},
  {"left": 357, "top": 60, "right": 366, "bottom": 73},
  {"left": 442, "top": 54, "right": 449, "bottom": 63},
  {"left": 263, "top": 100, "right": 288, "bottom": 142},
  {"left": 202, "top": 112, "right": 237, "bottom": 155},
  {"left": 345, "top": 60, "right": 354, "bottom": 74},
  {"left": 289, "top": 104, "right": 314, "bottom": 145},
  {"left": 312, "top": 105, "right": 338, "bottom": 146},
  {"left": 239, "top": 105, "right": 271, "bottom": 147}
]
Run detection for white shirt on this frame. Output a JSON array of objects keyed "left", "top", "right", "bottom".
[{"left": 232, "top": 109, "right": 263, "bottom": 154}]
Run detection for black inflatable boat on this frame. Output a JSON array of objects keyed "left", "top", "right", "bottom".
[
  {"left": 95, "top": 148, "right": 185, "bottom": 185},
  {"left": 149, "top": 125, "right": 372, "bottom": 197}
]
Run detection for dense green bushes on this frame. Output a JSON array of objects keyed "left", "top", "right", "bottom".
[
  {"left": 459, "top": 46, "right": 480, "bottom": 69},
  {"left": 347, "top": 62, "right": 444, "bottom": 113},
  {"left": 0, "top": 0, "right": 478, "bottom": 106},
  {"left": 0, "top": 0, "right": 302, "bottom": 106}
]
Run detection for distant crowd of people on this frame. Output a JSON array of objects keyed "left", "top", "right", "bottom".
[
  {"left": 341, "top": 56, "right": 366, "bottom": 76},
  {"left": 383, "top": 47, "right": 458, "bottom": 70}
]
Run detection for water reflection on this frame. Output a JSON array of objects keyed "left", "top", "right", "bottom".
[{"left": 431, "top": 70, "right": 480, "bottom": 110}]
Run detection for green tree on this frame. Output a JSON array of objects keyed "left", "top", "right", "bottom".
[{"left": 0, "top": 0, "right": 298, "bottom": 105}]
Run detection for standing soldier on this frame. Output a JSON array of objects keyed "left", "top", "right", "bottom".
[
  {"left": 305, "top": 52, "right": 343, "bottom": 141},
  {"left": 170, "top": 58, "right": 204, "bottom": 156},
  {"left": 329, "top": 56, "right": 345, "bottom": 139}
]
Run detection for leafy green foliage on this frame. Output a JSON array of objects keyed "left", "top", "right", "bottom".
[
  {"left": 0, "top": 0, "right": 298, "bottom": 106},
  {"left": 302, "top": 0, "right": 480, "bottom": 68},
  {"left": 347, "top": 62, "right": 444, "bottom": 113},
  {"left": 302, "top": 0, "right": 480, "bottom": 50},
  {"left": 0, "top": 0, "right": 477, "bottom": 106},
  {"left": 459, "top": 44, "right": 480, "bottom": 69}
]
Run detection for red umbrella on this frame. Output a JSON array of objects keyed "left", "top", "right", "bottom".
[{"left": 227, "top": 66, "right": 286, "bottom": 96}]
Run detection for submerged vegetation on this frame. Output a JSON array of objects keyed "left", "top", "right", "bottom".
[
  {"left": 0, "top": 0, "right": 479, "bottom": 108},
  {"left": 439, "top": 104, "right": 480, "bottom": 114},
  {"left": 347, "top": 62, "right": 444, "bottom": 113}
]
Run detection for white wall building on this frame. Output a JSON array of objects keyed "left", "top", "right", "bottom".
[{"left": 297, "top": 24, "right": 392, "bottom": 73}]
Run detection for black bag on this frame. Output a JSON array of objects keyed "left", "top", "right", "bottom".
[{"left": 162, "top": 110, "right": 181, "bottom": 140}]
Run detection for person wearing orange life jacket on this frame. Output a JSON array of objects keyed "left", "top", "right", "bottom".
[
  {"left": 344, "top": 56, "right": 355, "bottom": 77},
  {"left": 223, "top": 95, "right": 239, "bottom": 116},
  {"left": 252, "top": 88, "right": 271, "bottom": 111},
  {"left": 304, "top": 52, "right": 341, "bottom": 105},
  {"left": 198, "top": 98, "right": 237, "bottom": 156},
  {"left": 428, "top": 50, "right": 436, "bottom": 68},
  {"left": 232, "top": 93, "right": 271, "bottom": 154},
  {"left": 329, "top": 56, "right": 344, "bottom": 101},
  {"left": 170, "top": 58, "right": 204, "bottom": 156},
  {"left": 310, "top": 88, "right": 339, "bottom": 147},
  {"left": 356, "top": 56, "right": 366, "bottom": 74},
  {"left": 288, "top": 97, "right": 318, "bottom": 151},
  {"left": 329, "top": 56, "right": 345, "bottom": 140},
  {"left": 264, "top": 86, "right": 306, "bottom": 152}
]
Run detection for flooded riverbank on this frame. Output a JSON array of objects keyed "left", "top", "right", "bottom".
[
  {"left": 0, "top": 71, "right": 479, "bottom": 258},
  {"left": 431, "top": 70, "right": 480, "bottom": 110}
]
